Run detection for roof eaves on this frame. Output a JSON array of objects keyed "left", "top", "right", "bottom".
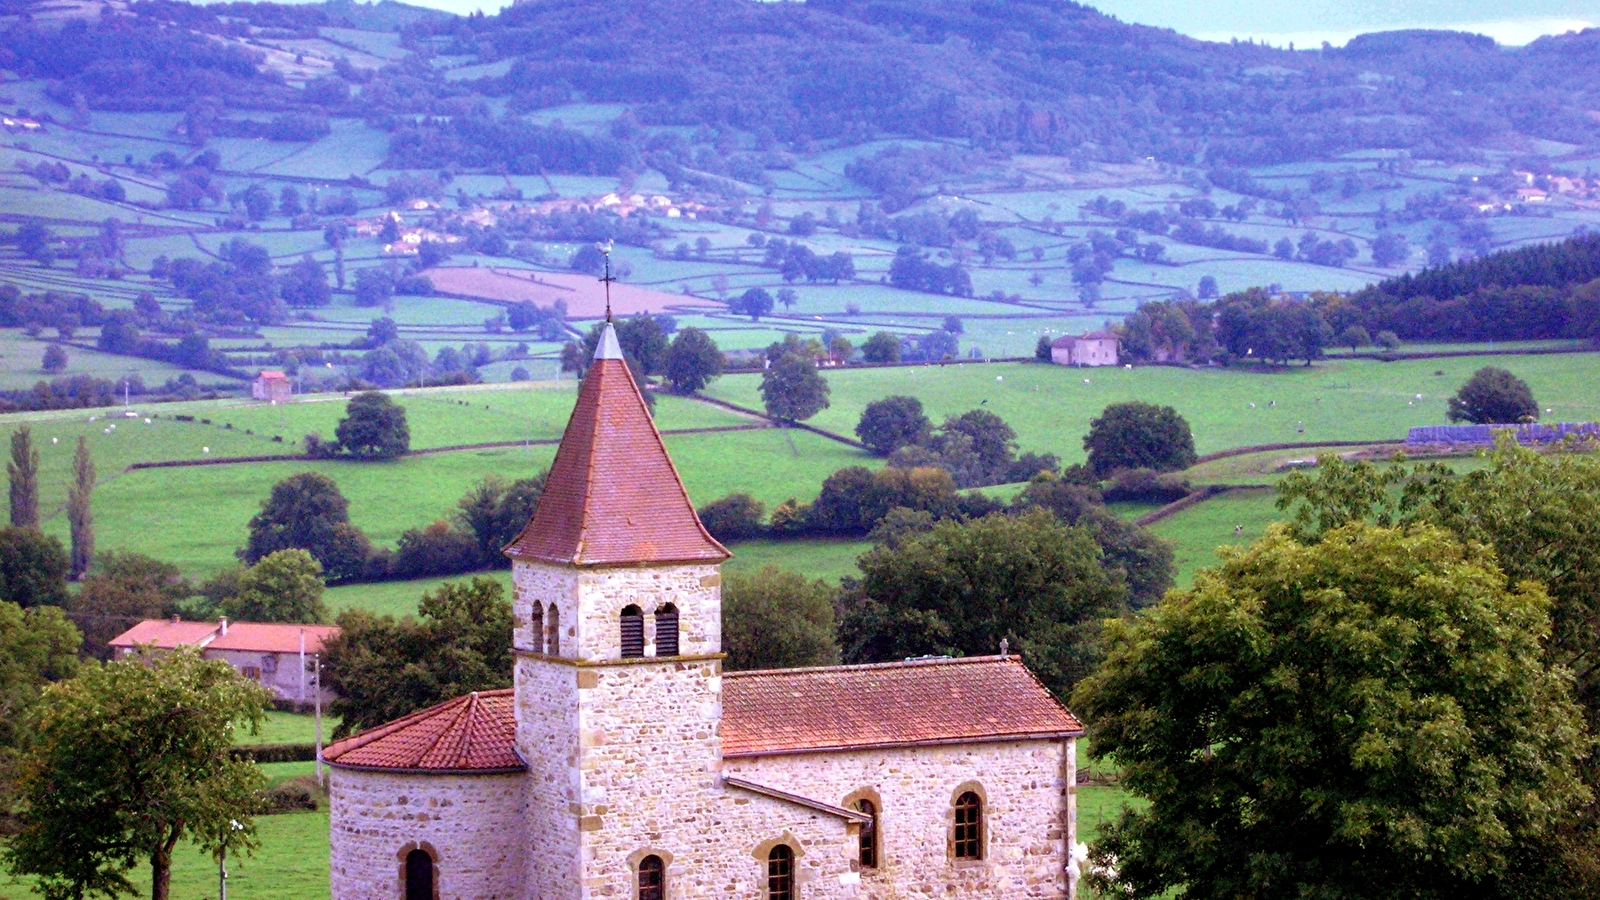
[{"left": 723, "top": 730, "right": 1086, "bottom": 759}]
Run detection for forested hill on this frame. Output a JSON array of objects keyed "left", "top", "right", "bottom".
[{"left": 6, "top": 0, "right": 1600, "bottom": 168}]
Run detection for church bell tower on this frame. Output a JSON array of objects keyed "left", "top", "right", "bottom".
[{"left": 503, "top": 321, "right": 731, "bottom": 899}]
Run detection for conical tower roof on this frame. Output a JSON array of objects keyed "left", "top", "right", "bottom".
[{"left": 503, "top": 323, "right": 730, "bottom": 567}]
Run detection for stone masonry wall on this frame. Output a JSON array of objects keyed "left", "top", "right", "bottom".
[
  {"left": 725, "top": 740, "right": 1075, "bottom": 900},
  {"left": 328, "top": 768, "right": 527, "bottom": 900}
]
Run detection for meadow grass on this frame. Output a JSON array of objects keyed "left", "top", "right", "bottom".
[
  {"left": 702, "top": 352, "right": 1600, "bottom": 464},
  {"left": 238, "top": 712, "right": 341, "bottom": 747},
  {"left": 720, "top": 538, "right": 873, "bottom": 582},
  {"left": 1147, "top": 488, "right": 1282, "bottom": 588}
]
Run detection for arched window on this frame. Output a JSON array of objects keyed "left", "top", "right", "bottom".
[
  {"left": 545, "top": 604, "right": 561, "bottom": 656},
  {"left": 621, "top": 605, "right": 645, "bottom": 659},
  {"left": 654, "top": 604, "right": 679, "bottom": 657},
  {"left": 766, "top": 844, "right": 795, "bottom": 900},
  {"left": 404, "top": 848, "right": 434, "bottom": 900},
  {"left": 953, "top": 791, "right": 983, "bottom": 860},
  {"left": 853, "top": 799, "right": 878, "bottom": 868},
  {"left": 637, "top": 854, "right": 664, "bottom": 900}
]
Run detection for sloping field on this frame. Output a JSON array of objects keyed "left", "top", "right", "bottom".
[{"left": 421, "top": 266, "right": 725, "bottom": 318}]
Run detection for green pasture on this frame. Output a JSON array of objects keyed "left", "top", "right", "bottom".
[
  {"left": 1147, "top": 488, "right": 1282, "bottom": 588},
  {"left": 238, "top": 712, "right": 340, "bottom": 747},
  {"left": 325, "top": 571, "right": 513, "bottom": 619},
  {"left": 720, "top": 537, "right": 873, "bottom": 583},
  {"left": 0, "top": 332, "right": 220, "bottom": 391},
  {"left": 702, "top": 352, "right": 1600, "bottom": 463}
]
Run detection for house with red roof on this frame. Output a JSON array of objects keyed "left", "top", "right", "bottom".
[
  {"left": 323, "top": 321, "right": 1088, "bottom": 900},
  {"left": 251, "top": 370, "right": 291, "bottom": 403},
  {"left": 108, "top": 616, "right": 337, "bottom": 706}
]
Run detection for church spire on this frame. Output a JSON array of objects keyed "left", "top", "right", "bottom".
[{"left": 503, "top": 321, "right": 729, "bottom": 567}]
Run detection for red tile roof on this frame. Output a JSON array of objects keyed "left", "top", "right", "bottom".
[
  {"left": 208, "top": 623, "right": 339, "bottom": 654},
  {"left": 108, "top": 619, "right": 223, "bottom": 650},
  {"left": 721, "top": 656, "right": 1083, "bottom": 757},
  {"left": 322, "top": 689, "right": 523, "bottom": 773},
  {"left": 504, "top": 324, "right": 729, "bottom": 566},
  {"left": 256, "top": 370, "right": 288, "bottom": 380}
]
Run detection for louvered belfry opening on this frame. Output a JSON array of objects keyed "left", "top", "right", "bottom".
[
  {"left": 654, "top": 604, "right": 679, "bottom": 657},
  {"left": 620, "top": 605, "right": 645, "bottom": 659}
]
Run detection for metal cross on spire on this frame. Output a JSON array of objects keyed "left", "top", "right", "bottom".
[{"left": 599, "top": 242, "right": 615, "bottom": 323}]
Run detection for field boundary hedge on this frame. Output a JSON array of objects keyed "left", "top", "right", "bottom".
[
  {"left": 229, "top": 743, "right": 317, "bottom": 763},
  {"left": 1192, "top": 440, "right": 1395, "bottom": 465},
  {"left": 690, "top": 393, "right": 868, "bottom": 450},
  {"left": 1135, "top": 483, "right": 1274, "bottom": 527}
]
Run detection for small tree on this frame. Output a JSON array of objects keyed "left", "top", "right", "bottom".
[
  {"left": 1073, "top": 523, "right": 1592, "bottom": 900},
  {"left": 1448, "top": 365, "right": 1538, "bottom": 424},
  {"left": 242, "top": 472, "right": 372, "bottom": 582},
  {"left": 1035, "top": 334, "right": 1053, "bottom": 361},
  {"left": 223, "top": 549, "right": 327, "bottom": 623},
  {"left": 40, "top": 344, "right": 67, "bottom": 374},
  {"left": 1084, "top": 401, "right": 1197, "bottom": 478},
  {"left": 1339, "top": 324, "right": 1371, "bottom": 352},
  {"left": 731, "top": 288, "right": 774, "bottom": 322},
  {"left": 856, "top": 395, "right": 932, "bottom": 456},
  {"left": 68, "top": 552, "right": 189, "bottom": 657},
  {"left": 860, "top": 331, "right": 901, "bottom": 364},
  {"left": 1374, "top": 329, "right": 1401, "bottom": 350},
  {"left": 760, "top": 353, "right": 830, "bottom": 423},
  {"left": 663, "top": 327, "right": 724, "bottom": 394},
  {"left": 0, "top": 526, "right": 69, "bottom": 608},
  {"left": 696, "top": 494, "right": 767, "bottom": 542},
  {"left": 336, "top": 391, "right": 410, "bottom": 459},
  {"left": 5, "top": 649, "right": 270, "bottom": 900},
  {"left": 67, "top": 437, "right": 94, "bottom": 580},
  {"left": 8, "top": 426, "right": 39, "bottom": 528},
  {"left": 722, "top": 565, "right": 839, "bottom": 671}
]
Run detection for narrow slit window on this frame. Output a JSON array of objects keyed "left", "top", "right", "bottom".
[
  {"left": 545, "top": 604, "right": 561, "bottom": 656},
  {"left": 638, "top": 854, "right": 664, "bottom": 900},
  {"left": 530, "top": 603, "right": 543, "bottom": 649},
  {"left": 654, "top": 604, "right": 679, "bottom": 657},
  {"left": 767, "top": 845, "right": 794, "bottom": 900},
  {"left": 954, "top": 791, "right": 983, "bottom": 860},
  {"left": 621, "top": 605, "right": 645, "bottom": 659},
  {"left": 854, "top": 799, "right": 878, "bottom": 868}
]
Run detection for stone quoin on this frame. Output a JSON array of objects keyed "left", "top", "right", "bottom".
[{"left": 324, "top": 321, "right": 1087, "bottom": 900}]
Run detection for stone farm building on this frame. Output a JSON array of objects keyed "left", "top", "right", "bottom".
[
  {"left": 108, "top": 616, "right": 337, "bottom": 706},
  {"left": 323, "top": 322, "right": 1088, "bottom": 900},
  {"left": 252, "top": 369, "right": 292, "bottom": 402},
  {"left": 1049, "top": 332, "right": 1119, "bottom": 367}
]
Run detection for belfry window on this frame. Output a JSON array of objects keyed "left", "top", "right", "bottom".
[
  {"left": 954, "top": 791, "right": 983, "bottom": 860},
  {"left": 854, "top": 799, "right": 878, "bottom": 868},
  {"left": 545, "top": 604, "right": 561, "bottom": 656},
  {"left": 530, "top": 603, "right": 543, "bottom": 648},
  {"left": 404, "top": 848, "right": 434, "bottom": 900},
  {"left": 637, "top": 854, "right": 664, "bottom": 900},
  {"left": 654, "top": 604, "right": 679, "bottom": 657},
  {"left": 767, "top": 844, "right": 795, "bottom": 900},
  {"left": 621, "top": 605, "right": 645, "bottom": 658}
]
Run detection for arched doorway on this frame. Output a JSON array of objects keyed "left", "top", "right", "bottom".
[{"left": 404, "top": 848, "right": 434, "bottom": 900}]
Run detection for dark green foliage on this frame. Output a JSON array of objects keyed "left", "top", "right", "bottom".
[
  {"left": 1034, "top": 334, "right": 1053, "bottom": 361},
  {"left": 722, "top": 566, "right": 839, "bottom": 671},
  {"left": 0, "top": 600, "right": 80, "bottom": 753},
  {"left": 760, "top": 353, "right": 830, "bottom": 423},
  {"left": 1014, "top": 473, "right": 1175, "bottom": 609},
  {"left": 860, "top": 332, "right": 901, "bottom": 363},
  {"left": 1214, "top": 289, "right": 1331, "bottom": 366},
  {"left": 242, "top": 472, "right": 372, "bottom": 583},
  {"left": 1084, "top": 402, "right": 1197, "bottom": 477},
  {"left": 0, "top": 527, "right": 69, "bottom": 608},
  {"left": 730, "top": 288, "right": 774, "bottom": 321},
  {"left": 663, "top": 327, "right": 723, "bottom": 394},
  {"left": 1447, "top": 365, "right": 1538, "bottom": 424},
  {"left": 8, "top": 426, "right": 39, "bottom": 528},
  {"left": 40, "top": 344, "right": 66, "bottom": 373},
  {"left": 68, "top": 552, "right": 190, "bottom": 657},
  {"left": 335, "top": 391, "right": 410, "bottom": 459},
  {"left": 454, "top": 473, "right": 546, "bottom": 567},
  {"left": 278, "top": 255, "right": 331, "bottom": 308},
  {"left": 855, "top": 395, "right": 931, "bottom": 456},
  {"left": 1074, "top": 522, "right": 1593, "bottom": 900},
  {"left": 323, "top": 577, "right": 513, "bottom": 738},
  {"left": 67, "top": 437, "right": 93, "bottom": 580},
  {"left": 697, "top": 494, "right": 766, "bottom": 542},
  {"left": 1101, "top": 468, "right": 1192, "bottom": 505},
  {"left": 841, "top": 510, "right": 1125, "bottom": 699},
  {"left": 390, "top": 521, "right": 481, "bottom": 579},
  {"left": 218, "top": 549, "right": 327, "bottom": 624}
]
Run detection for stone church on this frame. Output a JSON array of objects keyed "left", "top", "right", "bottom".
[{"left": 323, "top": 322, "right": 1087, "bottom": 900}]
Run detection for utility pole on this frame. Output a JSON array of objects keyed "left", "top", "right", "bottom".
[{"left": 314, "top": 654, "right": 324, "bottom": 781}]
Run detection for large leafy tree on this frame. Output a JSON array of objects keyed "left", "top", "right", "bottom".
[
  {"left": 8, "top": 426, "right": 39, "bottom": 528},
  {"left": 662, "top": 326, "right": 723, "bottom": 394},
  {"left": 68, "top": 552, "right": 190, "bottom": 657},
  {"left": 0, "top": 601, "right": 80, "bottom": 758},
  {"left": 1083, "top": 401, "right": 1197, "bottom": 477},
  {"left": 5, "top": 649, "right": 270, "bottom": 900},
  {"left": 335, "top": 391, "right": 410, "bottom": 460},
  {"left": 855, "top": 395, "right": 931, "bottom": 456},
  {"left": 220, "top": 549, "right": 327, "bottom": 624},
  {"left": 1014, "top": 473, "right": 1175, "bottom": 608},
  {"left": 0, "top": 526, "right": 69, "bottom": 608},
  {"left": 453, "top": 472, "right": 546, "bottom": 566},
  {"left": 840, "top": 510, "right": 1126, "bottom": 697},
  {"left": 760, "top": 352, "right": 830, "bottom": 423},
  {"left": 242, "top": 472, "right": 372, "bottom": 582},
  {"left": 1447, "top": 365, "right": 1538, "bottom": 424},
  {"left": 322, "top": 576, "right": 512, "bottom": 737},
  {"left": 722, "top": 565, "right": 839, "bottom": 671},
  {"left": 1074, "top": 522, "right": 1592, "bottom": 900}
]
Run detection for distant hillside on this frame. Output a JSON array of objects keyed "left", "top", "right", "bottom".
[{"left": 5, "top": 0, "right": 1600, "bottom": 169}]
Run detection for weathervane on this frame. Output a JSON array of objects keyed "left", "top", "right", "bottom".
[{"left": 599, "top": 241, "right": 615, "bottom": 323}]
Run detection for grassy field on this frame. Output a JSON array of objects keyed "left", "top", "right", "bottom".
[
  {"left": 238, "top": 712, "right": 339, "bottom": 746},
  {"left": 1147, "top": 488, "right": 1283, "bottom": 588},
  {"left": 702, "top": 352, "right": 1600, "bottom": 463}
]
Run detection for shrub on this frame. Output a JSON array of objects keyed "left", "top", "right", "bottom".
[
  {"left": 1102, "top": 468, "right": 1193, "bottom": 504},
  {"left": 697, "top": 494, "right": 766, "bottom": 542}
]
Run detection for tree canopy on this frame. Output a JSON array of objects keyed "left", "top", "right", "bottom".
[
  {"left": 220, "top": 549, "right": 327, "bottom": 623},
  {"left": 335, "top": 391, "right": 410, "bottom": 459},
  {"left": 1073, "top": 522, "right": 1592, "bottom": 900},
  {"left": 0, "top": 526, "right": 69, "bottom": 609},
  {"left": 68, "top": 552, "right": 190, "bottom": 657},
  {"left": 1447, "top": 365, "right": 1538, "bottom": 424},
  {"left": 855, "top": 395, "right": 931, "bottom": 456},
  {"left": 242, "top": 472, "right": 371, "bottom": 582},
  {"left": 662, "top": 326, "right": 723, "bottom": 394},
  {"left": 759, "top": 352, "right": 830, "bottom": 423},
  {"left": 722, "top": 565, "right": 840, "bottom": 671},
  {"left": 1083, "top": 401, "right": 1197, "bottom": 477}
]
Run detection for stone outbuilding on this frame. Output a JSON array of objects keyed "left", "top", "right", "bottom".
[
  {"left": 323, "top": 321, "right": 1088, "bottom": 900},
  {"left": 252, "top": 370, "right": 292, "bottom": 402},
  {"left": 1049, "top": 332, "right": 1120, "bottom": 367},
  {"left": 108, "top": 616, "right": 337, "bottom": 706}
]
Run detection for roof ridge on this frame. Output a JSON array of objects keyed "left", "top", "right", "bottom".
[{"left": 724, "top": 654, "right": 1014, "bottom": 679}]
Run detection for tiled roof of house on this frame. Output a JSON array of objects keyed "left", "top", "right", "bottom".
[
  {"left": 208, "top": 623, "right": 339, "bottom": 654},
  {"left": 720, "top": 655, "right": 1083, "bottom": 757},
  {"left": 503, "top": 322, "right": 729, "bottom": 567},
  {"left": 322, "top": 689, "right": 523, "bottom": 773},
  {"left": 256, "top": 370, "right": 288, "bottom": 380},
  {"left": 108, "top": 618, "right": 223, "bottom": 650}
]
